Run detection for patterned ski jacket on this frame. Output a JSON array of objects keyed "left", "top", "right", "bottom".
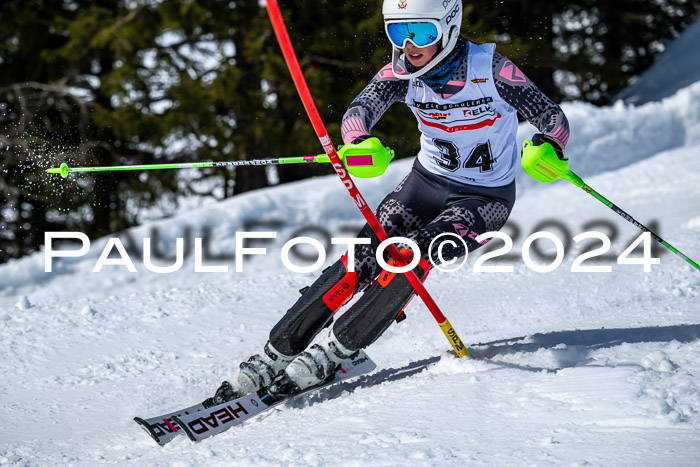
[{"left": 341, "top": 40, "right": 570, "bottom": 187}]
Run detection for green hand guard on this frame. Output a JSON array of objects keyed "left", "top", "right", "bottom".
[
  {"left": 336, "top": 137, "right": 395, "bottom": 178},
  {"left": 521, "top": 139, "right": 583, "bottom": 187}
]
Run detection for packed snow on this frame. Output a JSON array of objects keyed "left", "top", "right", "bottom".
[{"left": 2, "top": 78, "right": 700, "bottom": 467}]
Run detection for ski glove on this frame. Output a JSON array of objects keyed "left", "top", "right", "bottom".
[
  {"left": 531, "top": 133, "right": 566, "bottom": 160},
  {"left": 521, "top": 134, "right": 579, "bottom": 185}
]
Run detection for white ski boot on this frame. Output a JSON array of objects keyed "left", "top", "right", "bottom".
[
  {"left": 282, "top": 328, "right": 356, "bottom": 392},
  {"left": 206, "top": 342, "right": 296, "bottom": 406}
]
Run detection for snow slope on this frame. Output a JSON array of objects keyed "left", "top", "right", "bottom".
[{"left": 1, "top": 88, "right": 700, "bottom": 465}]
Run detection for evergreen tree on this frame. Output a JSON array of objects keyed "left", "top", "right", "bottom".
[{"left": 467, "top": 0, "right": 699, "bottom": 103}]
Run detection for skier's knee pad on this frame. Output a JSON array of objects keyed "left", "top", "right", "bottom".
[
  {"left": 269, "top": 255, "right": 357, "bottom": 355},
  {"left": 333, "top": 249, "right": 430, "bottom": 351}
]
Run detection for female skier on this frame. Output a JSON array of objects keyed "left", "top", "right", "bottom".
[{"left": 208, "top": 0, "right": 570, "bottom": 403}]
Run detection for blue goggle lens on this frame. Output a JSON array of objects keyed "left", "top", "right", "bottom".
[{"left": 386, "top": 21, "right": 440, "bottom": 48}]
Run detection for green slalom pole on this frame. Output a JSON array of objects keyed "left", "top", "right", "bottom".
[
  {"left": 46, "top": 154, "right": 332, "bottom": 179},
  {"left": 522, "top": 140, "right": 700, "bottom": 271}
]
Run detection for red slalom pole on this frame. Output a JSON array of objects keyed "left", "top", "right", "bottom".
[{"left": 265, "top": 0, "right": 467, "bottom": 357}]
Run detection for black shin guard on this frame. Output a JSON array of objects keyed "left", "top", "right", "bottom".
[
  {"left": 333, "top": 251, "right": 430, "bottom": 351},
  {"left": 269, "top": 256, "right": 357, "bottom": 356}
]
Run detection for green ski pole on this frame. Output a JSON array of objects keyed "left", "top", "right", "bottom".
[
  {"left": 46, "top": 155, "right": 332, "bottom": 179},
  {"left": 521, "top": 140, "right": 700, "bottom": 271},
  {"left": 47, "top": 139, "right": 395, "bottom": 180}
]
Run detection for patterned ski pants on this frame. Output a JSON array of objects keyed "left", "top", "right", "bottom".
[{"left": 351, "top": 160, "right": 516, "bottom": 292}]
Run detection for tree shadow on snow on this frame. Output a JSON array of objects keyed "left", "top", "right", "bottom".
[{"left": 306, "top": 323, "right": 700, "bottom": 405}]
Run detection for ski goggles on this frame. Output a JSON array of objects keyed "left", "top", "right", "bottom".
[{"left": 385, "top": 20, "right": 442, "bottom": 48}]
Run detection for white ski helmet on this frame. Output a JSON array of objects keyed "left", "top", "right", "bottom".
[{"left": 382, "top": 0, "right": 463, "bottom": 79}]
